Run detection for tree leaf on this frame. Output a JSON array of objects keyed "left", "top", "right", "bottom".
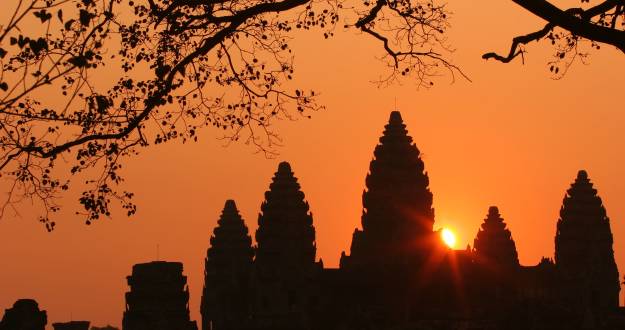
[
  {"left": 79, "top": 9, "right": 92, "bottom": 26},
  {"left": 33, "top": 9, "right": 52, "bottom": 23},
  {"left": 64, "top": 19, "right": 75, "bottom": 30},
  {"left": 68, "top": 55, "right": 87, "bottom": 67}
]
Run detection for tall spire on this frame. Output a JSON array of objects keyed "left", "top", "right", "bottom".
[
  {"left": 255, "top": 161, "right": 316, "bottom": 270},
  {"left": 251, "top": 162, "right": 318, "bottom": 329},
  {"left": 473, "top": 206, "right": 519, "bottom": 270},
  {"left": 342, "top": 111, "right": 434, "bottom": 268},
  {"left": 555, "top": 170, "right": 619, "bottom": 311},
  {"left": 205, "top": 200, "right": 254, "bottom": 267},
  {"left": 201, "top": 200, "right": 254, "bottom": 330}
]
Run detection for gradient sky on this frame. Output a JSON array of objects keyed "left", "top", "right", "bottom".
[{"left": 1, "top": 0, "right": 625, "bottom": 328}]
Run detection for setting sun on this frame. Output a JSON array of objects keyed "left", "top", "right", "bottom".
[{"left": 441, "top": 228, "right": 457, "bottom": 248}]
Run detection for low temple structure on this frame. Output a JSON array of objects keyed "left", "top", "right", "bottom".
[
  {"left": 200, "top": 111, "right": 625, "bottom": 330},
  {"left": 0, "top": 299, "right": 47, "bottom": 330},
  {"left": 52, "top": 321, "right": 90, "bottom": 330},
  {"left": 123, "top": 261, "right": 197, "bottom": 330}
]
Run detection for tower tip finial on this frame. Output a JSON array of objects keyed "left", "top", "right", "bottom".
[
  {"left": 577, "top": 169, "right": 588, "bottom": 180},
  {"left": 224, "top": 199, "right": 237, "bottom": 209},
  {"left": 278, "top": 161, "right": 292, "bottom": 173},
  {"left": 389, "top": 111, "right": 403, "bottom": 124}
]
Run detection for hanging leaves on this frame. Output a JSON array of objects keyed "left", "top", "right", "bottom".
[
  {"left": 33, "top": 9, "right": 52, "bottom": 23},
  {"left": 79, "top": 9, "right": 93, "bottom": 26}
]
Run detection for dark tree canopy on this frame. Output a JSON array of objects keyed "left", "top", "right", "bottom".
[
  {"left": 484, "top": 0, "right": 625, "bottom": 77},
  {"left": 0, "top": 0, "right": 464, "bottom": 228}
]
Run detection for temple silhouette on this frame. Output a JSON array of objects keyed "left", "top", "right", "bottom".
[
  {"left": 2, "top": 111, "right": 624, "bottom": 330},
  {"left": 123, "top": 261, "right": 198, "bottom": 330},
  {"left": 200, "top": 111, "right": 624, "bottom": 330},
  {"left": 0, "top": 299, "right": 47, "bottom": 330}
]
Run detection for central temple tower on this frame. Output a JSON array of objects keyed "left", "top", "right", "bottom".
[{"left": 341, "top": 111, "right": 435, "bottom": 269}]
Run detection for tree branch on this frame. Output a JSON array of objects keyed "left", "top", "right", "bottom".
[
  {"left": 13, "top": 0, "right": 311, "bottom": 162},
  {"left": 483, "top": 22, "right": 554, "bottom": 63},
  {"left": 511, "top": 0, "right": 625, "bottom": 52}
]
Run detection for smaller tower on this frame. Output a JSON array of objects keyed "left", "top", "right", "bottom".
[
  {"left": 252, "top": 161, "right": 320, "bottom": 330},
  {"left": 201, "top": 200, "right": 254, "bottom": 330},
  {"left": 471, "top": 207, "right": 520, "bottom": 314},
  {"left": 255, "top": 161, "right": 317, "bottom": 271},
  {"left": 123, "top": 261, "right": 198, "bottom": 330},
  {"left": 473, "top": 206, "right": 519, "bottom": 270},
  {"left": 0, "top": 299, "right": 47, "bottom": 330}
]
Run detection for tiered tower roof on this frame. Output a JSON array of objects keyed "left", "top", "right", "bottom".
[
  {"left": 555, "top": 170, "right": 619, "bottom": 310},
  {"left": 473, "top": 206, "right": 519, "bottom": 269},
  {"left": 205, "top": 200, "right": 254, "bottom": 272},
  {"left": 343, "top": 111, "right": 435, "bottom": 268},
  {"left": 255, "top": 162, "right": 316, "bottom": 270},
  {"left": 201, "top": 200, "right": 253, "bottom": 330}
]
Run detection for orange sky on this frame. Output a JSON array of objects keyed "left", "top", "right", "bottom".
[{"left": 1, "top": 0, "right": 625, "bottom": 328}]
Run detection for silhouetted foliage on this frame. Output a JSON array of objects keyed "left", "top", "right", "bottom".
[
  {"left": 0, "top": 0, "right": 464, "bottom": 228},
  {"left": 484, "top": 0, "right": 625, "bottom": 77}
]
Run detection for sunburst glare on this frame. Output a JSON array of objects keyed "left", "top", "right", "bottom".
[{"left": 441, "top": 228, "right": 457, "bottom": 248}]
